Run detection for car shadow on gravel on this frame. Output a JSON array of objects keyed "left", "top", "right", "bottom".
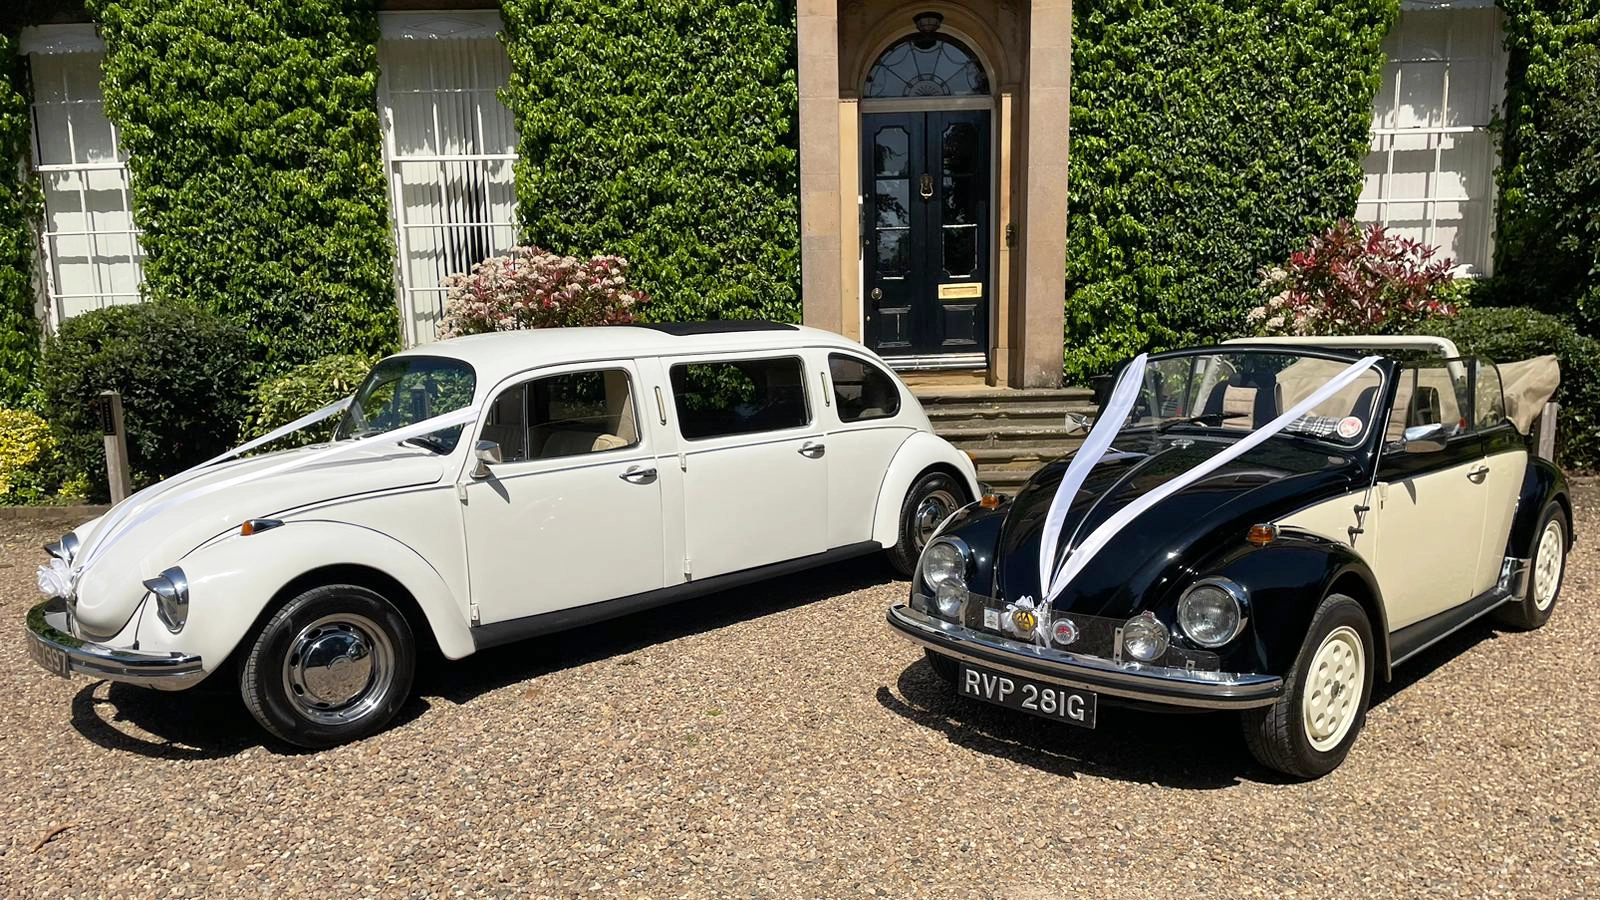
[
  {"left": 422, "top": 554, "right": 899, "bottom": 705},
  {"left": 879, "top": 659, "right": 1247, "bottom": 789}
]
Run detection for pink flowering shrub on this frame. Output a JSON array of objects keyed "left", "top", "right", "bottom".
[
  {"left": 1248, "top": 220, "right": 1460, "bottom": 337},
  {"left": 436, "top": 247, "right": 649, "bottom": 339}
]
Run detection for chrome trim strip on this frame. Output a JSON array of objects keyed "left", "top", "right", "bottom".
[
  {"left": 25, "top": 598, "right": 205, "bottom": 688},
  {"left": 1500, "top": 555, "right": 1531, "bottom": 601},
  {"left": 887, "top": 604, "right": 1282, "bottom": 710}
]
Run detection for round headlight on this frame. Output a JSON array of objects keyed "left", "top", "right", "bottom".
[
  {"left": 1176, "top": 578, "right": 1246, "bottom": 648},
  {"left": 143, "top": 566, "right": 189, "bottom": 634},
  {"left": 920, "top": 539, "right": 970, "bottom": 618},
  {"left": 1121, "top": 611, "right": 1169, "bottom": 662}
]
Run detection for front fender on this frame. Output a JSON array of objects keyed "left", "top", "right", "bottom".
[
  {"left": 131, "top": 519, "right": 475, "bottom": 674},
  {"left": 1202, "top": 534, "right": 1388, "bottom": 679},
  {"left": 871, "top": 431, "right": 982, "bottom": 548}
]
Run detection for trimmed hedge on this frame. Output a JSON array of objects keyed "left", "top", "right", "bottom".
[
  {"left": 0, "top": 34, "right": 41, "bottom": 407},
  {"left": 1494, "top": 2, "right": 1600, "bottom": 329},
  {"left": 1064, "top": 0, "right": 1397, "bottom": 380},
  {"left": 87, "top": 0, "right": 399, "bottom": 371},
  {"left": 241, "top": 352, "right": 374, "bottom": 447},
  {"left": 1415, "top": 307, "right": 1600, "bottom": 471},
  {"left": 37, "top": 302, "right": 255, "bottom": 500},
  {"left": 501, "top": 0, "right": 800, "bottom": 323}
]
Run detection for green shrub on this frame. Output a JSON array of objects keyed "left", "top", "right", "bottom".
[
  {"left": 1494, "top": 1, "right": 1600, "bottom": 330},
  {"left": 0, "top": 34, "right": 41, "bottom": 407},
  {"left": 1414, "top": 307, "right": 1600, "bottom": 470},
  {"left": 437, "top": 247, "right": 648, "bottom": 338},
  {"left": 242, "top": 352, "right": 375, "bottom": 447},
  {"left": 0, "top": 408, "right": 65, "bottom": 505},
  {"left": 1064, "top": 0, "right": 1397, "bottom": 380},
  {"left": 87, "top": 0, "right": 399, "bottom": 371},
  {"left": 37, "top": 303, "right": 256, "bottom": 500},
  {"left": 501, "top": 0, "right": 800, "bottom": 324}
]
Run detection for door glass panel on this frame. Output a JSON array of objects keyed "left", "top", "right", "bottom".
[
  {"left": 877, "top": 229, "right": 909, "bottom": 277},
  {"left": 942, "top": 123, "right": 978, "bottom": 174},
  {"left": 829, "top": 354, "right": 901, "bottom": 422},
  {"left": 874, "top": 179, "right": 910, "bottom": 228},
  {"left": 873, "top": 126, "right": 909, "bottom": 176},
  {"left": 1472, "top": 359, "right": 1506, "bottom": 429},
  {"left": 670, "top": 357, "right": 811, "bottom": 440},
  {"left": 942, "top": 175, "right": 976, "bottom": 225},
  {"left": 943, "top": 226, "right": 976, "bottom": 278}
]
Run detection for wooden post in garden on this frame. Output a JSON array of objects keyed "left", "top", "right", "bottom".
[
  {"left": 98, "top": 391, "right": 132, "bottom": 503},
  {"left": 1535, "top": 401, "right": 1559, "bottom": 463}
]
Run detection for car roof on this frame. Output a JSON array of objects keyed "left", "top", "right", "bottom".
[
  {"left": 1221, "top": 334, "right": 1462, "bottom": 358},
  {"left": 389, "top": 322, "right": 873, "bottom": 384}
]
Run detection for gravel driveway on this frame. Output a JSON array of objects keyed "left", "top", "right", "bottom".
[{"left": 3, "top": 486, "right": 1599, "bottom": 899}]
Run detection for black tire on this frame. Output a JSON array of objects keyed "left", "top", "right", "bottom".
[
  {"left": 240, "top": 584, "right": 416, "bottom": 749},
  {"left": 1242, "top": 593, "right": 1374, "bottom": 779},
  {"left": 925, "top": 649, "right": 960, "bottom": 684},
  {"left": 886, "top": 471, "right": 968, "bottom": 577},
  {"left": 1493, "top": 502, "right": 1568, "bottom": 631}
]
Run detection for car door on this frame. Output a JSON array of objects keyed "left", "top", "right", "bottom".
[
  {"left": 460, "top": 361, "right": 665, "bottom": 625},
  {"left": 664, "top": 352, "right": 829, "bottom": 580},
  {"left": 1469, "top": 359, "right": 1528, "bottom": 595},
  {"left": 820, "top": 351, "right": 918, "bottom": 546},
  {"left": 1368, "top": 358, "right": 1491, "bottom": 629}
]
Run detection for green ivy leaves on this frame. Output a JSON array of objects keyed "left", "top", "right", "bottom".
[{"left": 0, "top": 34, "right": 41, "bottom": 407}]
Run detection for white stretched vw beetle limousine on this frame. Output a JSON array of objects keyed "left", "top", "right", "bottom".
[{"left": 28, "top": 322, "right": 979, "bottom": 746}]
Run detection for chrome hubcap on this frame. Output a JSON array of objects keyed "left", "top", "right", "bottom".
[
  {"left": 1534, "top": 520, "right": 1564, "bottom": 612},
  {"left": 914, "top": 488, "right": 959, "bottom": 548},
  {"left": 1302, "top": 625, "right": 1364, "bottom": 752},
  {"left": 282, "top": 613, "right": 394, "bottom": 726}
]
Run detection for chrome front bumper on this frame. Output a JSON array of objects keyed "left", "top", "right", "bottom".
[
  {"left": 887, "top": 604, "right": 1283, "bottom": 710},
  {"left": 25, "top": 598, "right": 206, "bottom": 688}
]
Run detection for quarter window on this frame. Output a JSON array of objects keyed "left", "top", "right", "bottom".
[
  {"left": 829, "top": 354, "right": 901, "bottom": 422},
  {"left": 482, "top": 369, "right": 640, "bottom": 463},
  {"left": 669, "top": 358, "right": 810, "bottom": 440},
  {"left": 1471, "top": 358, "right": 1506, "bottom": 429},
  {"left": 1388, "top": 359, "right": 1472, "bottom": 443}
]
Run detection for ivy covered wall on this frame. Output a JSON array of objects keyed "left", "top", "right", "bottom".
[
  {"left": 500, "top": 0, "right": 800, "bottom": 324},
  {"left": 0, "top": 33, "right": 41, "bottom": 406},
  {"left": 1062, "top": 0, "right": 1398, "bottom": 380},
  {"left": 86, "top": 0, "right": 398, "bottom": 370},
  {"left": 1493, "top": 0, "right": 1600, "bottom": 329}
]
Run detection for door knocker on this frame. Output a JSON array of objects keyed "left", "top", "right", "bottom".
[{"left": 920, "top": 173, "right": 934, "bottom": 200}]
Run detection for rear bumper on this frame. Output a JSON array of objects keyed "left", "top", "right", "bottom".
[
  {"left": 25, "top": 598, "right": 206, "bottom": 689},
  {"left": 887, "top": 604, "right": 1283, "bottom": 710}
]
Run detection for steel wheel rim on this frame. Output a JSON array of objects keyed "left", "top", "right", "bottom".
[
  {"left": 913, "top": 487, "right": 960, "bottom": 549},
  {"left": 1534, "top": 520, "right": 1564, "bottom": 612},
  {"left": 281, "top": 613, "right": 395, "bottom": 727},
  {"left": 1302, "top": 625, "right": 1364, "bottom": 753}
]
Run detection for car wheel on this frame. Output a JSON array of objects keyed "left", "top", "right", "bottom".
[
  {"left": 924, "top": 649, "right": 959, "bottom": 684},
  {"left": 886, "top": 471, "right": 966, "bottom": 577},
  {"left": 1493, "top": 502, "right": 1568, "bottom": 631},
  {"left": 1242, "top": 593, "right": 1373, "bottom": 779},
  {"left": 239, "top": 583, "right": 416, "bottom": 749}
]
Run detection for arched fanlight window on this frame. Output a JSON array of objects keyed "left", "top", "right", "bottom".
[{"left": 864, "top": 34, "right": 989, "bottom": 98}]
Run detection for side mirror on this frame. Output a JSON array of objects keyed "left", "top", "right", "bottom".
[
  {"left": 1394, "top": 423, "right": 1447, "bottom": 454},
  {"left": 471, "top": 440, "right": 502, "bottom": 479},
  {"left": 1064, "top": 412, "right": 1094, "bottom": 435}
]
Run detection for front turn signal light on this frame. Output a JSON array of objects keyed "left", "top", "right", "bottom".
[
  {"left": 240, "top": 518, "right": 284, "bottom": 537},
  {"left": 1246, "top": 523, "right": 1279, "bottom": 546}
]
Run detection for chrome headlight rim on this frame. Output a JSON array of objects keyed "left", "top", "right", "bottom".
[
  {"left": 144, "top": 566, "right": 190, "bottom": 634},
  {"left": 919, "top": 536, "right": 972, "bottom": 618},
  {"left": 1176, "top": 576, "right": 1248, "bottom": 649}
]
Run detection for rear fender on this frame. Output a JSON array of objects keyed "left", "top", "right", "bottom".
[{"left": 871, "top": 431, "right": 982, "bottom": 548}]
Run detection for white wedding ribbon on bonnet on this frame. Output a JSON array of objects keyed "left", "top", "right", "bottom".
[
  {"left": 70, "top": 397, "right": 477, "bottom": 579},
  {"left": 1036, "top": 354, "right": 1383, "bottom": 607}
]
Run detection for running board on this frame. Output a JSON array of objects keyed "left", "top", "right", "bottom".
[{"left": 1389, "top": 587, "right": 1513, "bottom": 668}]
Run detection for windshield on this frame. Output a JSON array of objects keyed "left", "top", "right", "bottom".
[
  {"left": 335, "top": 356, "right": 477, "bottom": 453},
  {"left": 1126, "top": 351, "right": 1383, "bottom": 448}
]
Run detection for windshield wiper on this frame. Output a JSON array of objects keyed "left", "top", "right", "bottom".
[{"left": 1155, "top": 411, "right": 1248, "bottom": 433}]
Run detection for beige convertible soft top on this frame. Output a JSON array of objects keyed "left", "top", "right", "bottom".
[{"left": 1499, "top": 355, "right": 1560, "bottom": 435}]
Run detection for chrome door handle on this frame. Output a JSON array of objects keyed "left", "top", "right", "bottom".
[
  {"left": 620, "top": 465, "right": 658, "bottom": 484},
  {"left": 1467, "top": 464, "right": 1490, "bottom": 482},
  {"left": 799, "top": 441, "right": 826, "bottom": 458}
]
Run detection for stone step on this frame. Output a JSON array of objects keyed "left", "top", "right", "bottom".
[
  {"left": 913, "top": 386, "right": 1095, "bottom": 405},
  {"left": 933, "top": 422, "right": 1089, "bottom": 442},
  {"left": 924, "top": 401, "right": 1097, "bottom": 422},
  {"left": 976, "top": 463, "right": 1043, "bottom": 492},
  {"left": 946, "top": 433, "right": 1084, "bottom": 451},
  {"left": 964, "top": 445, "right": 1073, "bottom": 464}
]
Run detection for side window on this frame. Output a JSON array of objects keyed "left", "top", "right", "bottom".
[
  {"left": 1388, "top": 359, "right": 1471, "bottom": 443},
  {"left": 482, "top": 369, "right": 639, "bottom": 462},
  {"left": 1471, "top": 358, "right": 1507, "bottom": 429},
  {"left": 829, "top": 354, "right": 901, "bottom": 422},
  {"left": 670, "top": 357, "right": 810, "bottom": 440}
]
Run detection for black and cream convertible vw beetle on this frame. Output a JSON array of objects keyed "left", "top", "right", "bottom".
[{"left": 888, "top": 336, "right": 1570, "bottom": 777}]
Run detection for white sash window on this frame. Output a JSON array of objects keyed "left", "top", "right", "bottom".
[
  {"left": 21, "top": 25, "right": 145, "bottom": 324},
  {"left": 1358, "top": 2, "right": 1507, "bottom": 275},
  {"left": 378, "top": 12, "right": 519, "bottom": 346}
]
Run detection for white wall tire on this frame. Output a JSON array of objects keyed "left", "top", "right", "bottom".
[
  {"left": 1243, "top": 593, "right": 1374, "bottom": 779},
  {"left": 1495, "top": 503, "right": 1568, "bottom": 631}
]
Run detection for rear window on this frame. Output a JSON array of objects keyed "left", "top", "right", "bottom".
[{"left": 669, "top": 357, "right": 810, "bottom": 440}]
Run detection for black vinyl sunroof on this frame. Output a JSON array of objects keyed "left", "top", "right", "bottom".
[{"left": 640, "top": 320, "right": 799, "bottom": 336}]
